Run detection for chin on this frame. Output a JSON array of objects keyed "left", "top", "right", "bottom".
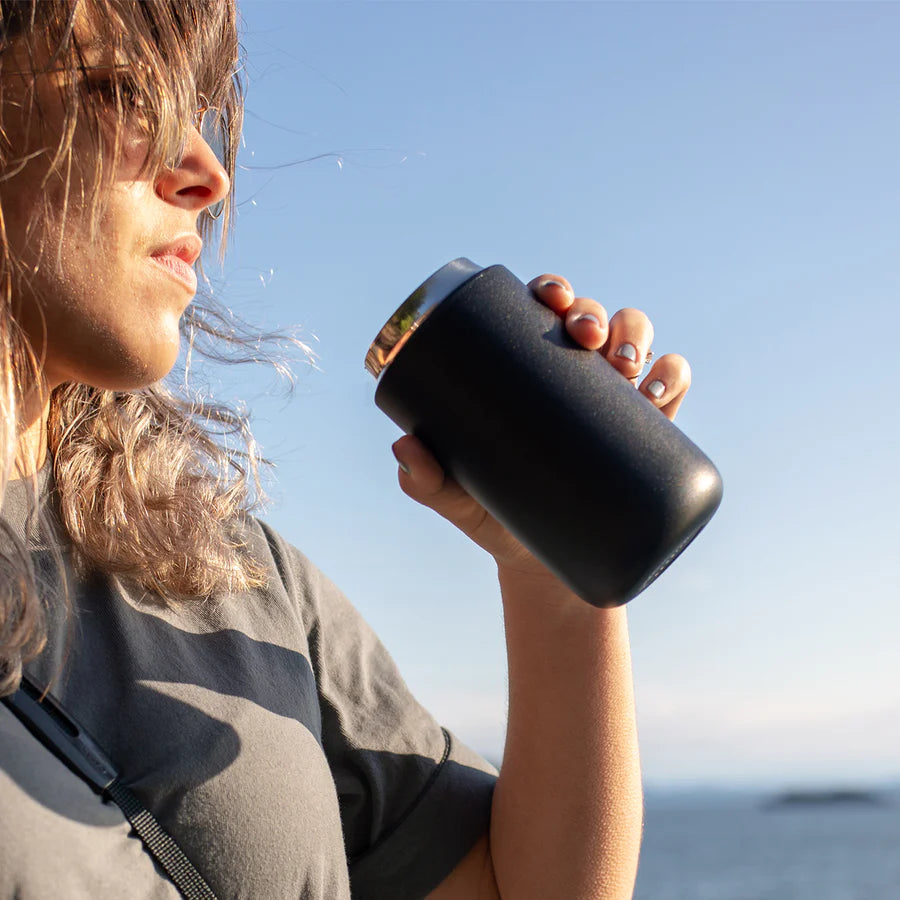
[
  {"left": 61, "top": 341, "right": 182, "bottom": 392},
  {"left": 114, "top": 352, "right": 181, "bottom": 390}
]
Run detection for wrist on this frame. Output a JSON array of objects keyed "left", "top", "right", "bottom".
[{"left": 496, "top": 561, "right": 629, "bottom": 623}]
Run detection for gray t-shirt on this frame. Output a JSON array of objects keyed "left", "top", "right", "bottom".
[{"left": 0, "top": 471, "right": 496, "bottom": 899}]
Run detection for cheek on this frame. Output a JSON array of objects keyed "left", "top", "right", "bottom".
[
  {"left": 120, "top": 133, "right": 153, "bottom": 176},
  {"left": 6, "top": 155, "right": 181, "bottom": 389}
]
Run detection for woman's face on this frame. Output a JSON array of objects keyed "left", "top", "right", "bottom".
[{"left": 1, "top": 26, "right": 230, "bottom": 393}]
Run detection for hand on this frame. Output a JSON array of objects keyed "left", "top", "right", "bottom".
[{"left": 390, "top": 273, "right": 692, "bottom": 579}]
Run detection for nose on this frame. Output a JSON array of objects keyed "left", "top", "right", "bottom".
[{"left": 155, "top": 125, "right": 230, "bottom": 216}]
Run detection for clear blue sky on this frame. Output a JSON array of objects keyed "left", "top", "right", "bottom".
[{"left": 206, "top": 1, "right": 900, "bottom": 788}]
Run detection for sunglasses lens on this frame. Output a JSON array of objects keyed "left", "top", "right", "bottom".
[
  {"left": 200, "top": 110, "right": 227, "bottom": 169},
  {"left": 199, "top": 108, "right": 229, "bottom": 219}
]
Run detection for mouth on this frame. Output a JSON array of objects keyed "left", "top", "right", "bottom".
[
  {"left": 149, "top": 254, "right": 198, "bottom": 294},
  {"left": 149, "top": 234, "right": 202, "bottom": 295}
]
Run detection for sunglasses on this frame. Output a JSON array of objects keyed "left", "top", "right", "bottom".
[
  {"left": 192, "top": 92, "right": 230, "bottom": 220},
  {"left": 2, "top": 61, "right": 232, "bottom": 220}
]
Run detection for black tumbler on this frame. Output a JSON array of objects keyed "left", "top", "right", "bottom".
[{"left": 366, "top": 259, "right": 723, "bottom": 607}]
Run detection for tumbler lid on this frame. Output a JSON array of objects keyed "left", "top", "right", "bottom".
[{"left": 365, "top": 257, "right": 483, "bottom": 379}]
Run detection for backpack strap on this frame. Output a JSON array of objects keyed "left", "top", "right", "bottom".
[{"left": 2, "top": 676, "right": 218, "bottom": 900}]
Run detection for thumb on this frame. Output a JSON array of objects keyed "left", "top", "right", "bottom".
[{"left": 391, "top": 435, "right": 492, "bottom": 541}]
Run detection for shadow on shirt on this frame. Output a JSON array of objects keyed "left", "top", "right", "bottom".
[{"left": 4, "top": 593, "right": 495, "bottom": 891}]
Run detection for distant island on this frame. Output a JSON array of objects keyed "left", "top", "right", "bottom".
[{"left": 764, "top": 789, "right": 888, "bottom": 810}]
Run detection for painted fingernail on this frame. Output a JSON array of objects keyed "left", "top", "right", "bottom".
[
  {"left": 615, "top": 343, "right": 638, "bottom": 362},
  {"left": 537, "top": 278, "right": 570, "bottom": 293},
  {"left": 572, "top": 313, "right": 601, "bottom": 326},
  {"left": 647, "top": 379, "right": 666, "bottom": 399}
]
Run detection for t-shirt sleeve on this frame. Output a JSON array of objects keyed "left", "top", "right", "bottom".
[{"left": 259, "top": 523, "right": 498, "bottom": 900}]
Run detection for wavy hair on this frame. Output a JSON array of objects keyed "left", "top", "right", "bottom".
[{"left": 0, "top": 0, "right": 275, "bottom": 696}]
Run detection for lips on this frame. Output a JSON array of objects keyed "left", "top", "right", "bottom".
[{"left": 149, "top": 234, "right": 202, "bottom": 294}]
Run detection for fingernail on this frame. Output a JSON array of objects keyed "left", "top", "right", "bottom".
[
  {"left": 392, "top": 446, "right": 411, "bottom": 475},
  {"left": 537, "top": 278, "right": 570, "bottom": 293},
  {"left": 615, "top": 343, "right": 638, "bottom": 362},
  {"left": 572, "top": 313, "right": 601, "bottom": 326},
  {"left": 647, "top": 379, "right": 666, "bottom": 399}
]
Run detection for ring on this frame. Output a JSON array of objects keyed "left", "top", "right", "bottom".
[{"left": 644, "top": 349, "right": 654, "bottom": 365}]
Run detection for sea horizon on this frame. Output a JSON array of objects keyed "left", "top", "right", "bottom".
[{"left": 636, "top": 782, "right": 900, "bottom": 900}]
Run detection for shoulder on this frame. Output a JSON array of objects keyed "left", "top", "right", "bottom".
[
  {"left": 240, "top": 515, "right": 315, "bottom": 589},
  {"left": 223, "top": 515, "right": 367, "bottom": 651},
  {"left": 236, "top": 515, "right": 340, "bottom": 611}
]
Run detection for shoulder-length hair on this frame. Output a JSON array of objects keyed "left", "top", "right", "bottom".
[{"left": 0, "top": 0, "right": 272, "bottom": 696}]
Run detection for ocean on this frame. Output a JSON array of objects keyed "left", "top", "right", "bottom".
[{"left": 634, "top": 792, "right": 900, "bottom": 900}]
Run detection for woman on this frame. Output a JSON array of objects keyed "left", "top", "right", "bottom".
[{"left": 0, "top": 2, "right": 691, "bottom": 898}]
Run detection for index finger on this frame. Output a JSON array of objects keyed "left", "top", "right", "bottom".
[{"left": 528, "top": 274, "right": 574, "bottom": 316}]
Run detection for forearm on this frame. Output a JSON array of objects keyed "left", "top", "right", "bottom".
[{"left": 489, "top": 566, "right": 643, "bottom": 900}]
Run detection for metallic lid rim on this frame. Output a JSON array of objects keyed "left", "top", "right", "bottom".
[{"left": 365, "top": 258, "right": 483, "bottom": 379}]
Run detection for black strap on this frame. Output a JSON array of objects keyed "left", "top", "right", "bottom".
[{"left": 2, "top": 677, "right": 218, "bottom": 900}]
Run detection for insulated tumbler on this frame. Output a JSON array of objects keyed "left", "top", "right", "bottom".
[{"left": 366, "top": 259, "right": 723, "bottom": 607}]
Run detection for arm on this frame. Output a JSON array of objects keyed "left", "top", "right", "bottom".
[
  {"left": 392, "top": 275, "right": 691, "bottom": 900},
  {"left": 494, "top": 573, "right": 642, "bottom": 900},
  {"left": 403, "top": 450, "right": 642, "bottom": 900},
  {"left": 427, "top": 596, "right": 640, "bottom": 899}
]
